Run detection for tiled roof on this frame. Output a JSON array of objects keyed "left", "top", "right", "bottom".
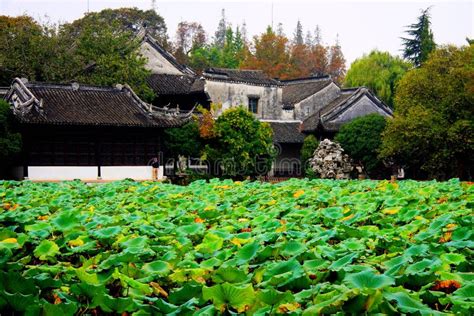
[
  {"left": 203, "top": 68, "right": 279, "bottom": 86},
  {"left": 146, "top": 74, "right": 205, "bottom": 95},
  {"left": 5, "top": 79, "right": 191, "bottom": 128},
  {"left": 264, "top": 121, "right": 305, "bottom": 144},
  {"left": 301, "top": 88, "right": 393, "bottom": 133},
  {"left": 281, "top": 76, "right": 332, "bottom": 106}
]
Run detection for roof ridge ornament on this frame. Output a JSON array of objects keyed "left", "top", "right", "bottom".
[{"left": 7, "top": 78, "right": 42, "bottom": 115}]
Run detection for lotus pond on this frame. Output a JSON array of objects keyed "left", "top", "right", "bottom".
[{"left": 0, "top": 179, "right": 473, "bottom": 315}]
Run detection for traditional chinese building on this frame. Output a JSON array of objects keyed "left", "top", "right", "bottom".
[
  {"left": 4, "top": 78, "right": 191, "bottom": 181},
  {"left": 138, "top": 35, "right": 393, "bottom": 177}
]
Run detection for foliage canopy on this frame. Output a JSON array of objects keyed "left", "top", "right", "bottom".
[
  {"left": 335, "top": 114, "right": 388, "bottom": 178},
  {"left": 380, "top": 45, "right": 474, "bottom": 180},
  {"left": 401, "top": 7, "right": 436, "bottom": 67},
  {"left": 344, "top": 50, "right": 411, "bottom": 107},
  {"left": 203, "top": 107, "right": 275, "bottom": 178}
]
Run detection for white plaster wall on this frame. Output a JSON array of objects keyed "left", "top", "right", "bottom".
[
  {"left": 28, "top": 167, "right": 97, "bottom": 180},
  {"left": 294, "top": 83, "right": 340, "bottom": 120},
  {"left": 101, "top": 166, "right": 161, "bottom": 180},
  {"left": 140, "top": 42, "right": 183, "bottom": 75},
  {"left": 204, "top": 80, "right": 281, "bottom": 119}
]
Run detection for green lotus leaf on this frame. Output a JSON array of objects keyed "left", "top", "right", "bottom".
[
  {"left": 193, "top": 304, "right": 216, "bottom": 315},
  {"left": 93, "top": 226, "right": 122, "bottom": 239},
  {"left": 212, "top": 266, "right": 250, "bottom": 284},
  {"left": 322, "top": 207, "right": 344, "bottom": 219},
  {"left": 24, "top": 222, "right": 52, "bottom": 239},
  {"left": 168, "top": 283, "right": 203, "bottom": 305},
  {"left": 262, "top": 259, "right": 306, "bottom": 287},
  {"left": 41, "top": 300, "right": 78, "bottom": 316},
  {"left": 142, "top": 260, "right": 170, "bottom": 276},
  {"left": 344, "top": 270, "right": 394, "bottom": 289},
  {"left": 52, "top": 211, "right": 80, "bottom": 231},
  {"left": 0, "top": 271, "right": 39, "bottom": 295},
  {"left": 257, "top": 288, "right": 294, "bottom": 306},
  {"left": 33, "top": 240, "right": 60, "bottom": 261},
  {"left": 75, "top": 267, "right": 112, "bottom": 286},
  {"left": 404, "top": 244, "right": 429, "bottom": 257},
  {"left": 405, "top": 258, "right": 439, "bottom": 275},
  {"left": 280, "top": 240, "right": 307, "bottom": 257},
  {"left": 440, "top": 253, "right": 466, "bottom": 265},
  {"left": 449, "top": 284, "right": 474, "bottom": 311},
  {"left": 235, "top": 241, "right": 259, "bottom": 264},
  {"left": 176, "top": 223, "right": 204, "bottom": 236},
  {"left": 92, "top": 293, "right": 137, "bottom": 313},
  {"left": 384, "top": 288, "right": 447, "bottom": 315},
  {"left": 0, "top": 291, "right": 40, "bottom": 312},
  {"left": 195, "top": 233, "right": 224, "bottom": 254},
  {"left": 302, "top": 288, "right": 356, "bottom": 315},
  {"left": 329, "top": 253, "right": 358, "bottom": 271},
  {"left": 200, "top": 257, "right": 222, "bottom": 269},
  {"left": 202, "top": 283, "right": 255, "bottom": 312}
]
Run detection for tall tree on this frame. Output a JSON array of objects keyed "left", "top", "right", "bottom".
[
  {"left": 401, "top": 7, "right": 436, "bottom": 67},
  {"left": 304, "top": 30, "right": 313, "bottom": 47},
  {"left": 242, "top": 26, "right": 291, "bottom": 79},
  {"left": 327, "top": 35, "right": 346, "bottom": 84},
  {"left": 314, "top": 25, "right": 322, "bottom": 45},
  {"left": 174, "top": 21, "right": 207, "bottom": 64},
  {"left": 293, "top": 20, "right": 304, "bottom": 45},
  {"left": 67, "top": 7, "right": 168, "bottom": 47},
  {"left": 70, "top": 19, "right": 155, "bottom": 101},
  {"left": 308, "top": 26, "right": 328, "bottom": 76},
  {"left": 380, "top": 45, "right": 473, "bottom": 180},
  {"left": 0, "top": 15, "right": 73, "bottom": 85},
  {"left": 344, "top": 50, "right": 411, "bottom": 107},
  {"left": 276, "top": 23, "right": 285, "bottom": 37},
  {"left": 214, "top": 9, "right": 227, "bottom": 48}
]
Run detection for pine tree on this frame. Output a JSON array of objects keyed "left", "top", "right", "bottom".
[
  {"left": 241, "top": 21, "right": 248, "bottom": 44},
  {"left": 401, "top": 7, "right": 436, "bottom": 67},
  {"left": 304, "top": 30, "right": 313, "bottom": 47},
  {"left": 293, "top": 20, "right": 304, "bottom": 45},
  {"left": 214, "top": 8, "right": 226, "bottom": 48},
  {"left": 276, "top": 23, "right": 284, "bottom": 37},
  {"left": 314, "top": 25, "right": 322, "bottom": 45},
  {"left": 327, "top": 35, "right": 346, "bottom": 84}
]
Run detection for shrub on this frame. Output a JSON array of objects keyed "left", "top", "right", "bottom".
[{"left": 335, "top": 114, "right": 388, "bottom": 178}]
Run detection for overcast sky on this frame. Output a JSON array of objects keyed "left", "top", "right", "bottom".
[{"left": 1, "top": 0, "right": 472, "bottom": 66}]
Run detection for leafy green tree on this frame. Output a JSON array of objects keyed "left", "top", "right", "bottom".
[
  {"left": 0, "top": 100, "right": 22, "bottom": 176},
  {"left": 344, "top": 50, "right": 411, "bottom": 107},
  {"left": 203, "top": 107, "right": 275, "bottom": 178},
  {"left": 335, "top": 114, "right": 388, "bottom": 178},
  {"left": 380, "top": 45, "right": 473, "bottom": 180},
  {"left": 188, "top": 26, "right": 246, "bottom": 73},
  {"left": 300, "top": 135, "right": 319, "bottom": 174},
  {"left": 0, "top": 15, "right": 72, "bottom": 85},
  {"left": 164, "top": 120, "right": 202, "bottom": 159},
  {"left": 402, "top": 7, "right": 436, "bottom": 67},
  {"left": 67, "top": 7, "right": 169, "bottom": 47},
  {"left": 65, "top": 19, "right": 154, "bottom": 101}
]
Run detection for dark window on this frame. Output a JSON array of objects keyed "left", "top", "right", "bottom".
[{"left": 248, "top": 97, "right": 259, "bottom": 114}]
